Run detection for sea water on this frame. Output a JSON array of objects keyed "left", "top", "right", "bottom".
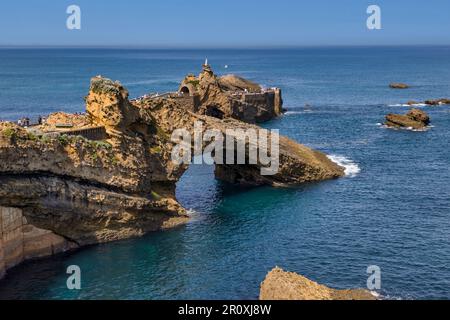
[{"left": 0, "top": 47, "right": 449, "bottom": 299}]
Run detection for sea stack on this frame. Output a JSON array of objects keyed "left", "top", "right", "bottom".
[{"left": 385, "top": 108, "right": 430, "bottom": 130}]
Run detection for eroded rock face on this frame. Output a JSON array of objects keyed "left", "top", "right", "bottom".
[
  {"left": 260, "top": 267, "right": 376, "bottom": 300},
  {"left": 385, "top": 108, "right": 430, "bottom": 130},
  {"left": 407, "top": 108, "right": 430, "bottom": 125},
  {"left": 0, "top": 206, "right": 77, "bottom": 277},
  {"left": 179, "top": 64, "right": 283, "bottom": 123},
  {"left": 135, "top": 95, "right": 344, "bottom": 187},
  {"left": 0, "top": 76, "right": 344, "bottom": 277},
  {"left": 0, "top": 78, "right": 190, "bottom": 249}
]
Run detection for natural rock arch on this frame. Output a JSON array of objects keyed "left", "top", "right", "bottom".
[{"left": 0, "top": 76, "right": 344, "bottom": 247}]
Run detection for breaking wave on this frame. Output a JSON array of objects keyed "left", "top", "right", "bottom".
[
  {"left": 284, "top": 110, "right": 314, "bottom": 115},
  {"left": 378, "top": 123, "right": 433, "bottom": 132},
  {"left": 388, "top": 103, "right": 427, "bottom": 107},
  {"left": 327, "top": 155, "right": 361, "bottom": 178}
]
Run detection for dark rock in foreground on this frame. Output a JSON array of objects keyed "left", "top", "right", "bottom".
[
  {"left": 260, "top": 267, "right": 376, "bottom": 300},
  {"left": 385, "top": 108, "right": 430, "bottom": 130}
]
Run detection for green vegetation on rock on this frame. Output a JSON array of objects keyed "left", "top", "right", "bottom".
[
  {"left": 149, "top": 145, "right": 162, "bottom": 154},
  {"left": 2, "top": 128, "right": 17, "bottom": 140},
  {"left": 57, "top": 134, "right": 70, "bottom": 146},
  {"left": 90, "top": 77, "right": 123, "bottom": 95}
]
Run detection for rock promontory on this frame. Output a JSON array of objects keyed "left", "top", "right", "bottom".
[
  {"left": 0, "top": 74, "right": 344, "bottom": 278},
  {"left": 260, "top": 267, "right": 376, "bottom": 300}
]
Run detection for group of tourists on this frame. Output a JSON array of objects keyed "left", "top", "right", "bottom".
[{"left": 17, "top": 115, "right": 45, "bottom": 127}]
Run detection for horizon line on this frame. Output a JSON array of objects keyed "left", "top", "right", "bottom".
[{"left": 1, "top": 44, "right": 450, "bottom": 50}]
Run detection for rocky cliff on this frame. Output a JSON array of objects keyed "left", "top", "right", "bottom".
[
  {"left": 0, "top": 76, "right": 343, "bottom": 278},
  {"left": 260, "top": 267, "right": 376, "bottom": 300},
  {"left": 0, "top": 206, "right": 77, "bottom": 278},
  {"left": 0, "top": 77, "right": 190, "bottom": 249}
]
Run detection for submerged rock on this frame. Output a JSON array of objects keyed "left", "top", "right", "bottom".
[
  {"left": 389, "top": 83, "right": 410, "bottom": 89},
  {"left": 260, "top": 267, "right": 376, "bottom": 300},
  {"left": 385, "top": 108, "right": 430, "bottom": 130}
]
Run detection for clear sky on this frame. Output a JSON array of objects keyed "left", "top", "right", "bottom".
[{"left": 1, "top": 0, "right": 449, "bottom": 47}]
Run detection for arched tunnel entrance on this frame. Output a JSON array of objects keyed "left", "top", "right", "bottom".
[{"left": 180, "top": 86, "right": 190, "bottom": 95}]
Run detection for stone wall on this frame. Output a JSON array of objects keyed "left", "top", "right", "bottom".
[
  {"left": 63, "top": 126, "right": 108, "bottom": 141},
  {"left": 239, "top": 90, "right": 283, "bottom": 123},
  {"left": 171, "top": 94, "right": 201, "bottom": 112},
  {"left": 0, "top": 206, "right": 77, "bottom": 280},
  {"left": 273, "top": 88, "right": 283, "bottom": 115}
]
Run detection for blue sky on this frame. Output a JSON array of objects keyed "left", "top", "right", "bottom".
[{"left": 0, "top": 0, "right": 449, "bottom": 47}]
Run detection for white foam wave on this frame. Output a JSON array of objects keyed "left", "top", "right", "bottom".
[
  {"left": 327, "top": 155, "right": 361, "bottom": 178},
  {"left": 185, "top": 209, "right": 201, "bottom": 223},
  {"left": 284, "top": 110, "right": 313, "bottom": 115},
  {"left": 379, "top": 124, "right": 432, "bottom": 132},
  {"left": 388, "top": 103, "right": 427, "bottom": 107},
  {"left": 285, "top": 111, "right": 301, "bottom": 115},
  {"left": 186, "top": 209, "right": 197, "bottom": 216}
]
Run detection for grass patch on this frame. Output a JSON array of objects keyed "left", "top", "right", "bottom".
[
  {"left": 88, "top": 140, "right": 112, "bottom": 150},
  {"left": 187, "top": 80, "right": 200, "bottom": 87},
  {"left": 2, "top": 128, "right": 17, "bottom": 140},
  {"left": 58, "top": 134, "right": 70, "bottom": 146},
  {"left": 151, "top": 191, "right": 162, "bottom": 200},
  {"left": 149, "top": 145, "right": 162, "bottom": 154}
]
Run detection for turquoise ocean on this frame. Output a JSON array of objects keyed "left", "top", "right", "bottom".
[{"left": 0, "top": 47, "right": 449, "bottom": 299}]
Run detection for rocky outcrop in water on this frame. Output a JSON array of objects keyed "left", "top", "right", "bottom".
[
  {"left": 401, "top": 98, "right": 450, "bottom": 106},
  {"left": 385, "top": 108, "right": 430, "bottom": 130},
  {"left": 260, "top": 267, "right": 376, "bottom": 300},
  {"left": 0, "top": 76, "right": 344, "bottom": 278},
  {"left": 424, "top": 98, "right": 450, "bottom": 106},
  {"left": 389, "top": 83, "right": 410, "bottom": 89}
]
